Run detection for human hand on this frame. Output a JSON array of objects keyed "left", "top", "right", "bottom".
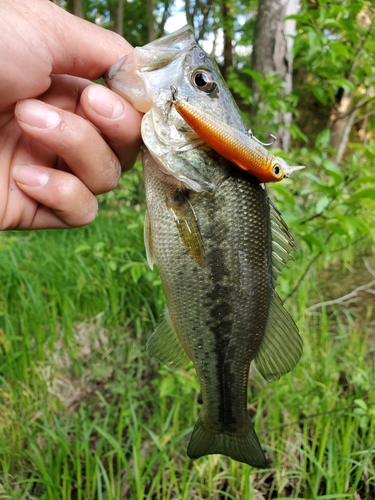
[{"left": 0, "top": 0, "right": 142, "bottom": 230}]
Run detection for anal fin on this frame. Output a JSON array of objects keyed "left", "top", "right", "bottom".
[{"left": 146, "top": 309, "right": 190, "bottom": 370}]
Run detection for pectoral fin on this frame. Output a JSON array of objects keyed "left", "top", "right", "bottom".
[
  {"left": 144, "top": 210, "right": 155, "bottom": 270},
  {"left": 254, "top": 292, "right": 302, "bottom": 382},
  {"left": 166, "top": 190, "right": 204, "bottom": 267},
  {"left": 146, "top": 309, "right": 190, "bottom": 370}
]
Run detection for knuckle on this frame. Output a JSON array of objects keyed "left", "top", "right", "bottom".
[
  {"left": 93, "top": 156, "right": 121, "bottom": 195},
  {"left": 59, "top": 187, "right": 98, "bottom": 227},
  {"left": 79, "top": 199, "right": 98, "bottom": 226}
]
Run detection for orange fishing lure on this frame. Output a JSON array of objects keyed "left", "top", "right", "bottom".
[{"left": 171, "top": 87, "right": 304, "bottom": 183}]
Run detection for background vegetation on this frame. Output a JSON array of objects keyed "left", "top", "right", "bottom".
[{"left": 1, "top": 0, "right": 375, "bottom": 498}]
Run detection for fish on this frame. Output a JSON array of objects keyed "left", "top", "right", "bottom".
[
  {"left": 104, "top": 25, "right": 302, "bottom": 468},
  {"left": 170, "top": 86, "right": 305, "bottom": 183}
]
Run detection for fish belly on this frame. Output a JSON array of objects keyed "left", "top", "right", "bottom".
[{"left": 143, "top": 148, "right": 272, "bottom": 467}]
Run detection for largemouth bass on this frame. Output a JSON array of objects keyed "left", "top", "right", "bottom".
[{"left": 105, "top": 25, "right": 302, "bottom": 468}]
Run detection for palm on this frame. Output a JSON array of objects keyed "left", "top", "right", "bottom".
[{"left": 0, "top": 0, "right": 142, "bottom": 230}]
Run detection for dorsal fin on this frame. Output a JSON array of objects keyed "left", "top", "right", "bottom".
[{"left": 269, "top": 199, "right": 297, "bottom": 284}]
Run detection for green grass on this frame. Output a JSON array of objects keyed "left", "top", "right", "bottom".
[{"left": 0, "top": 171, "right": 374, "bottom": 499}]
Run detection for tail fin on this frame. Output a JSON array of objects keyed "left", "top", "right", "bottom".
[{"left": 187, "top": 416, "right": 268, "bottom": 468}]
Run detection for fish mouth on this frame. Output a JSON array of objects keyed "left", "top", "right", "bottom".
[
  {"left": 103, "top": 51, "right": 153, "bottom": 113},
  {"left": 103, "top": 26, "right": 203, "bottom": 114},
  {"left": 103, "top": 52, "right": 135, "bottom": 85}
]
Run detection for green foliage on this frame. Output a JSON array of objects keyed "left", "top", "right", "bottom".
[
  {"left": 271, "top": 135, "right": 375, "bottom": 257},
  {"left": 290, "top": 0, "right": 375, "bottom": 141},
  {"left": 228, "top": 67, "right": 302, "bottom": 140},
  {"left": 182, "top": 0, "right": 259, "bottom": 45},
  {"left": 84, "top": 0, "right": 149, "bottom": 46},
  {"left": 292, "top": 0, "right": 375, "bottom": 85}
]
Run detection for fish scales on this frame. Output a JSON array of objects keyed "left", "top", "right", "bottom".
[{"left": 105, "top": 25, "right": 302, "bottom": 468}]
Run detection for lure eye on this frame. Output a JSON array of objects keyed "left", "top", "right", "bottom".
[
  {"left": 191, "top": 69, "right": 217, "bottom": 93},
  {"left": 272, "top": 164, "right": 283, "bottom": 178}
]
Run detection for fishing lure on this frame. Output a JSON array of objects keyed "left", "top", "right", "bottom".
[{"left": 171, "top": 86, "right": 304, "bottom": 183}]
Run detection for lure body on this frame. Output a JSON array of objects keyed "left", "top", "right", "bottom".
[{"left": 172, "top": 92, "right": 304, "bottom": 183}]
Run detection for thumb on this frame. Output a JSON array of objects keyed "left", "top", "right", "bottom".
[
  {"left": 45, "top": 3, "right": 134, "bottom": 79},
  {"left": 2, "top": 0, "right": 133, "bottom": 107}
]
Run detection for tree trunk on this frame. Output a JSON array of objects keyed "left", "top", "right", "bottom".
[
  {"left": 185, "top": 0, "right": 193, "bottom": 27},
  {"left": 251, "top": 0, "right": 299, "bottom": 151},
  {"left": 116, "top": 0, "right": 124, "bottom": 37},
  {"left": 221, "top": 1, "right": 234, "bottom": 81},
  {"left": 73, "top": 0, "right": 84, "bottom": 18},
  {"left": 328, "top": 94, "right": 356, "bottom": 164},
  {"left": 156, "top": 1, "right": 170, "bottom": 38},
  {"left": 147, "top": 0, "right": 156, "bottom": 42},
  {"left": 65, "top": 0, "right": 84, "bottom": 18},
  {"left": 328, "top": 92, "right": 370, "bottom": 163}
]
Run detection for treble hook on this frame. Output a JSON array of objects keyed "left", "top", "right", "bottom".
[
  {"left": 170, "top": 85, "right": 180, "bottom": 103},
  {"left": 247, "top": 130, "right": 277, "bottom": 147}
]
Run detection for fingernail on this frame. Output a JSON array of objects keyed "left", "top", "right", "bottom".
[
  {"left": 87, "top": 85, "right": 124, "bottom": 119},
  {"left": 16, "top": 100, "right": 61, "bottom": 129},
  {"left": 13, "top": 165, "right": 50, "bottom": 187}
]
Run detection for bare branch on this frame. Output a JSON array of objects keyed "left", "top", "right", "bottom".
[
  {"left": 306, "top": 279, "right": 375, "bottom": 311},
  {"left": 307, "top": 257, "right": 375, "bottom": 311},
  {"left": 197, "top": 2, "right": 213, "bottom": 42},
  {"left": 284, "top": 235, "right": 370, "bottom": 302},
  {"left": 332, "top": 94, "right": 375, "bottom": 123},
  {"left": 353, "top": 109, "right": 375, "bottom": 126},
  {"left": 363, "top": 257, "right": 375, "bottom": 278}
]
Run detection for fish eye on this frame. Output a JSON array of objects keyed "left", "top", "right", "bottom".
[
  {"left": 191, "top": 69, "right": 217, "bottom": 93},
  {"left": 273, "top": 164, "right": 283, "bottom": 177}
]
